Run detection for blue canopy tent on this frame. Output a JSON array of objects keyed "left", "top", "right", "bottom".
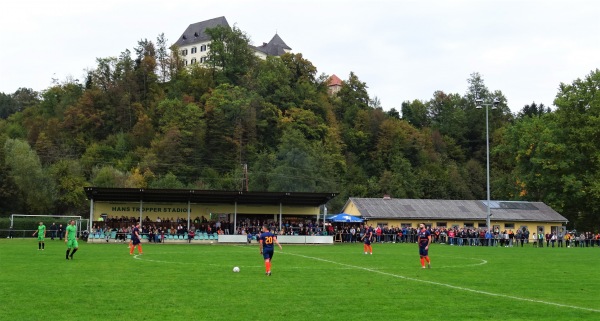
[{"left": 326, "top": 213, "right": 363, "bottom": 223}]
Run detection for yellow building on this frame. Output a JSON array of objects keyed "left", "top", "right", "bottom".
[{"left": 342, "top": 197, "right": 568, "bottom": 235}]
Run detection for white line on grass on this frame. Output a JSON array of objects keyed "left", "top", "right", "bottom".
[
  {"left": 132, "top": 254, "right": 264, "bottom": 268},
  {"left": 282, "top": 251, "right": 600, "bottom": 313},
  {"left": 132, "top": 254, "right": 196, "bottom": 265}
]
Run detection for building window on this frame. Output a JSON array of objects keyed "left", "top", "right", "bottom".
[
  {"left": 505, "top": 223, "right": 515, "bottom": 229},
  {"left": 477, "top": 222, "right": 487, "bottom": 228},
  {"left": 200, "top": 56, "right": 207, "bottom": 63},
  {"left": 183, "top": 59, "right": 188, "bottom": 66},
  {"left": 191, "top": 47, "right": 197, "bottom": 54},
  {"left": 465, "top": 223, "right": 474, "bottom": 228},
  {"left": 191, "top": 58, "right": 196, "bottom": 64},
  {"left": 181, "top": 49, "right": 188, "bottom": 56},
  {"left": 200, "top": 44, "right": 207, "bottom": 52},
  {"left": 376, "top": 222, "right": 388, "bottom": 227},
  {"left": 436, "top": 222, "right": 447, "bottom": 227},
  {"left": 401, "top": 223, "right": 412, "bottom": 228}
]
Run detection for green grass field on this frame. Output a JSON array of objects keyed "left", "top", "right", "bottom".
[{"left": 1, "top": 239, "right": 599, "bottom": 321}]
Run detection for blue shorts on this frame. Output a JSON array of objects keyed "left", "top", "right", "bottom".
[
  {"left": 262, "top": 249, "right": 274, "bottom": 260},
  {"left": 419, "top": 246, "right": 429, "bottom": 257}
]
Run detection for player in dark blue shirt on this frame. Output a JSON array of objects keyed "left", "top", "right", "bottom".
[
  {"left": 259, "top": 225, "right": 282, "bottom": 276},
  {"left": 129, "top": 223, "right": 143, "bottom": 255},
  {"left": 417, "top": 223, "right": 431, "bottom": 269},
  {"left": 361, "top": 226, "right": 373, "bottom": 254}
]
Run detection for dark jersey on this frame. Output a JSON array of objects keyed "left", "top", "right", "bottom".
[
  {"left": 418, "top": 229, "right": 431, "bottom": 247},
  {"left": 132, "top": 227, "right": 140, "bottom": 240},
  {"left": 363, "top": 228, "right": 373, "bottom": 244},
  {"left": 260, "top": 232, "right": 276, "bottom": 251}
]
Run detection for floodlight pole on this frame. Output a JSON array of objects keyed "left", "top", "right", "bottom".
[
  {"left": 323, "top": 206, "right": 327, "bottom": 236},
  {"left": 485, "top": 101, "right": 491, "bottom": 231},
  {"left": 476, "top": 96, "right": 499, "bottom": 232}
]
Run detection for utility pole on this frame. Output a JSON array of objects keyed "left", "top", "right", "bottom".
[{"left": 241, "top": 163, "right": 249, "bottom": 191}]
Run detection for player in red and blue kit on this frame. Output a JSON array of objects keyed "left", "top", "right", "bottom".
[
  {"left": 362, "top": 226, "right": 373, "bottom": 254},
  {"left": 129, "top": 223, "right": 143, "bottom": 255},
  {"left": 417, "top": 223, "right": 431, "bottom": 269},
  {"left": 259, "top": 225, "right": 282, "bottom": 276}
]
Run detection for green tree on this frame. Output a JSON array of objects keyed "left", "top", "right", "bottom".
[
  {"left": 401, "top": 99, "right": 429, "bottom": 128},
  {"left": 3, "top": 138, "right": 54, "bottom": 213},
  {"left": 517, "top": 102, "right": 551, "bottom": 119},
  {"left": 0, "top": 135, "right": 21, "bottom": 213},
  {"left": 48, "top": 159, "right": 88, "bottom": 214},
  {"left": 149, "top": 172, "right": 186, "bottom": 189},
  {"left": 0, "top": 92, "right": 19, "bottom": 119},
  {"left": 334, "top": 72, "right": 370, "bottom": 125},
  {"left": 205, "top": 25, "right": 258, "bottom": 85},
  {"left": 249, "top": 57, "right": 293, "bottom": 108},
  {"left": 268, "top": 128, "right": 320, "bottom": 192},
  {"left": 203, "top": 84, "right": 253, "bottom": 170},
  {"left": 156, "top": 33, "right": 171, "bottom": 83},
  {"left": 91, "top": 165, "right": 127, "bottom": 187},
  {"left": 550, "top": 69, "right": 600, "bottom": 229}
]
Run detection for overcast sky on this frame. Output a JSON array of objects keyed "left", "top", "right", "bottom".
[{"left": 1, "top": 0, "right": 598, "bottom": 113}]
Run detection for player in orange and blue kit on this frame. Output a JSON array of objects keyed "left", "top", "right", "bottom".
[
  {"left": 259, "top": 225, "right": 282, "bottom": 276},
  {"left": 417, "top": 223, "right": 431, "bottom": 269},
  {"left": 130, "top": 223, "right": 143, "bottom": 255},
  {"left": 362, "top": 226, "right": 373, "bottom": 254}
]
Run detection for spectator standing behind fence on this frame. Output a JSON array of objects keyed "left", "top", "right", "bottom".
[
  {"left": 187, "top": 229, "right": 195, "bottom": 243},
  {"left": 58, "top": 224, "right": 64, "bottom": 240},
  {"left": 33, "top": 222, "right": 46, "bottom": 250},
  {"left": 49, "top": 223, "right": 57, "bottom": 240},
  {"left": 557, "top": 231, "right": 564, "bottom": 247},
  {"left": 448, "top": 229, "right": 455, "bottom": 245}
]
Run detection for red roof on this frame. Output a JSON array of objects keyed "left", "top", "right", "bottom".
[{"left": 328, "top": 74, "right": 342, "bottom": 86}]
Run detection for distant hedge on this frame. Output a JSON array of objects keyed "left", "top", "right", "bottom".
[{"left": 0, "top": 217, "right": 72, "bottom": 238}]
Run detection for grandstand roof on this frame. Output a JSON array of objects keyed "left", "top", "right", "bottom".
[{"left": 84, "top": 187, "right": 337, "bottom": 207}]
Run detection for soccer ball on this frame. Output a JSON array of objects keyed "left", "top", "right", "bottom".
[{"left": 233, "top": 266, "right": 240, "bottom": 273}]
